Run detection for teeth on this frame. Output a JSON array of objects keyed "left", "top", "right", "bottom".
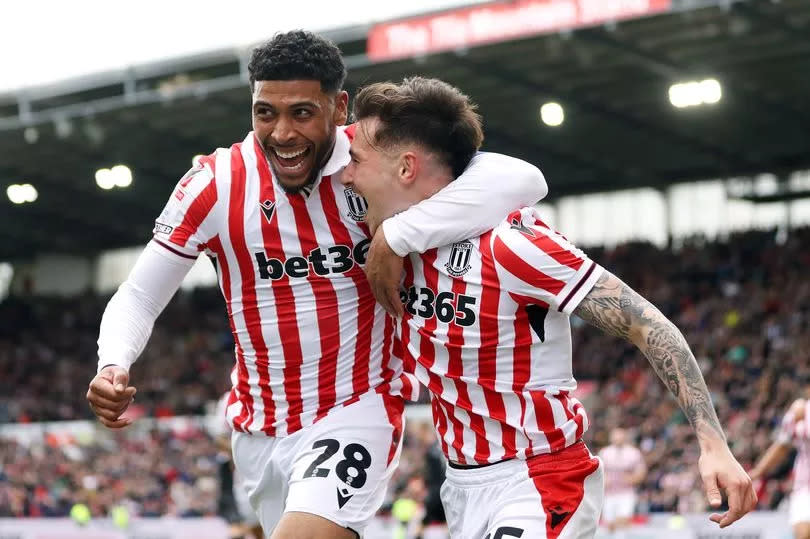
[
  {"left": 282, "top": 161, "right": 305, "bottom": 171},
  {"left": 276, "top": 148, "right": 307, "bottom": 159}
]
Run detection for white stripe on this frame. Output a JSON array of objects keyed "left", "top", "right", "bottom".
[
  {"left": 238, "top": 140, "right": 271, "bottom": 434},
  {"left": 318, "top": 178, "right": 373, "bottom": 402},
  {"left": 272, "top": 189, "right": 322, "bottom": 429},
  {"left": 215, "top": 146, "right": 255, "bottom": 431}
]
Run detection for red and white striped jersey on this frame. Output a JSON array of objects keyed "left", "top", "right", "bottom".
[
  {"left": 600, "top": 444, "right": 644, "bottom": 494},
  {"left": 399, "top": 206, "right": 603, "bottom": 465},
  {"left": 778, "top": 400, "right": 810, "bottom": 493},
  {"left": 152, "top": 126, "right": 418, "bottom": 437}
]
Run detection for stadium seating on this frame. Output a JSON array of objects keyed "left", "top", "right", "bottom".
[{"left": 2, "top": 226, "right": 808, "bottom": 517}]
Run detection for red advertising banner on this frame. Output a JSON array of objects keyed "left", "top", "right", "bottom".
[{"left": 367, "top": 0, "right": 672, "bottom": 61}]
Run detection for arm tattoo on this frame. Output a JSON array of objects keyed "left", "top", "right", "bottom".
[{"left": 574, "top": 272, "right": 726, "bottom": 443}]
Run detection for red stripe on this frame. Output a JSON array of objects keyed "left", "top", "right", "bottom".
[
  {"left": 254, "top": 139, "right": 303, "bottom": 433},
  {"left": 524, "top": 231, "right": 584, "bottom": 271},
  {"left": 403, "top": 260, "right": 450, "bottom": 457},
  {"left": 530, "top": 390, "right": 567, "bottom": 452},
  {"left": 399, "top": 257, "right": 415, "bottom": 377},
  {"left": 207, "top": 235, "right": 248, "bottom": 433},
  {"left": 396, "top": 258, "right": 419, "bottom": 403},
  {"left": 477, "top": 231, "right": 517, "bottom": 460},
  {"left": 318, "top": 179, "right": 374, "bottom": 400},
  {"left": 180, "top": 153, "right": 216, "bottom": 188},
  {"left": 439, "top": 394, "right": 468, "bottom": 464},
  {"left": 534, "top": 217, "right": 573, "bottom": 244},
  {"left": 288, "top": 193, "right": 341, "bottom": 422},
  {"left": 444, "top": 272, "right": 486, "bottom": 463},
  {"left": 526, "top": 442, "right": 600, "bottom": 539},
  {"left": 560, "top": 391, "right": 586, "bottom": 440},
  {"left": 343, "top": 395, "right": 361, "bottom": 407},
  {"left": 418, "top": 250, "right": 440, "bottom": 367},
  {"left": 430, "top": 396, "right": 451, "bottom": 458},
  {"left": 379, "top": 316, "right": 395, "bottom": 386},
  {"left": 382, "top": 393, "right": 405, "bottom": 466},
  {"left": 493, "top": 235, "right": 567, "bottom": 295},
  {"left": 227, "top": 145, "right": 277, "bottom": 434},
  {"left": 508, "top": 291, "right": 550, "bottom": 308},
  {"left": 418, "top": 250, "right": 471, "bottom": 464},
  {"left": 168, "top": 177, "right": 217, "bottom": 248},
  {"left": 152, "top": 238, "right": 198, "bottom": 260},
  {"left": 511, "top": 305, "right": 532, "bottom": 455}
]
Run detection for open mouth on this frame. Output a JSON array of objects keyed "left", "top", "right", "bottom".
[{"left": 270, "top": 146, "right": 311, "bottom": 173}]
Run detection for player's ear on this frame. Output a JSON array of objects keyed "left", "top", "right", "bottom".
[
  {"left": 333, "top": 91, "right": 349, "bottom": 126},
  {"left": 398, "top": 152, "right": 418, "bottom": 185}
]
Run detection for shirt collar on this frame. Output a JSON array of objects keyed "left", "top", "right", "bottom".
[{"left": 321, "top": 126, "right": 351, "bottom": 178}]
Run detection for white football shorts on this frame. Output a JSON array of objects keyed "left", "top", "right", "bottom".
[
  {"left": 441, "top": 441, "right": 604, "bottom": 539},
  {"left": 789, "top": 488, "right": 810, "bottom": 526},
  {"left": 232, "top": 391, "right": 405, "bottom": 536},
  {"left": 600, "top": 491, "right": 636, "bottom": 523}
]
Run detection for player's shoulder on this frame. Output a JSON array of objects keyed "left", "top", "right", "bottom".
[
  {"left": 789, "top": 398, "right": 807, "bottom": 420},
  {"left": 466, "top": 150, "right": 545, "bottom": 176},
  {"left": 489, "top": 207, "right": 564, "bottom": 257},
  {"left": 342, "top": 123, "right": 357, "bottom": 141},
  {"left": 178, "top": 135, "right": 253, "bottom": 190}
]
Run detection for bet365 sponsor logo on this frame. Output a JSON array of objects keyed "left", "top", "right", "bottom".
[{"left": 254, "top": 239, "right": 370, "bottom": 280}]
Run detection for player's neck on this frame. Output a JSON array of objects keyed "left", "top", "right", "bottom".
[{"left": 415, "top": 169, "right": 453, "bottom": 202}]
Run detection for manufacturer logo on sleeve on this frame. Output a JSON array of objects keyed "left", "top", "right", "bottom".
[{"left": 509, "top": 216, "right": 536, "bottom": 238}]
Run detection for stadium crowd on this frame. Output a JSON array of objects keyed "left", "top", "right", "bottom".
[{"left": 1, "top": 226, "right": 808, "bottom": 519}]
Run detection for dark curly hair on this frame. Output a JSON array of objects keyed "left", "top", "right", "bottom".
[
  {"left": 353, "top": 77, "right": 484, "bottom": 178},
  {"left": 248, "top": 30, "right": 346, "bottom": 94}
]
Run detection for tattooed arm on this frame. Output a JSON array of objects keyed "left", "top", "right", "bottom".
[
  {"left": 573, "top": 270, "right": 756, "bottom": 528},
  {"left": 573, "top": 271, "right": 725, "bottom": 444}
]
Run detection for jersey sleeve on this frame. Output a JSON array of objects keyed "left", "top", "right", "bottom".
[
  {"left": 152, "top": 157, "right": 219, "bottom": 259},
  {"left": 631, "top": 447, "right": 645, "bottom": 467},
  {"left": 381, "top": 152, "right": 548, "bottom": 256},
  {"left": 97, "top": 240, "right": 196, "bottom": 372},
  {"left": 492, "top": 207, "right": 603, "bottom": 314},
  {"left": 775, "top": 408, "right": 798, "bottom": 445}
]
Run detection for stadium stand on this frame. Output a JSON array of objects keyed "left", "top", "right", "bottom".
[
  {"left": 2, "top": 1, "right": 810, "bottom": 537},
  {"left": 2, "top": 226, "right": 808, "bottom": 521}
]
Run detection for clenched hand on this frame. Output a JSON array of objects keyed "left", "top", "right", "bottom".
[{"left": 87, "top": 365, "right": 136, "bottom": 428}]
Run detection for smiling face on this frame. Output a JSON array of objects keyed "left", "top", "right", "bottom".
[{"left": 252, "top": 80, "right": 348, "bottom": 193}]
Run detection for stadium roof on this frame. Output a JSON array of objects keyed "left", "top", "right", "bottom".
[{"left": 1, "top": 0, "right": 809, "bottom": 260}]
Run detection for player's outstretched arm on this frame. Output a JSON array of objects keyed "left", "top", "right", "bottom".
[
  {"left": 573, "top": 271, "right": 757, "bottom": 528},
  {"left": 368, "top": 153, "right": 548, "bottom": 315},
  {"left": 629, "top": 457, "right": 647, "bottom": 486},
  {"left": 88, "top": 241, "right": 195, "bottom": 428},
  {"left": 749, "top": 441, "right": 790, "bottom": 482},
  {"left": 750, "top": 398, "right": 803, "bottom": 481}
]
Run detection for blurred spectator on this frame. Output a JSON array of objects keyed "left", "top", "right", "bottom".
[
  {"left": 0, "top": 426, "right": 219, "bottom": 518},
  {"left": 2, "top": 226, "right": 810, "bottom": 516}
]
